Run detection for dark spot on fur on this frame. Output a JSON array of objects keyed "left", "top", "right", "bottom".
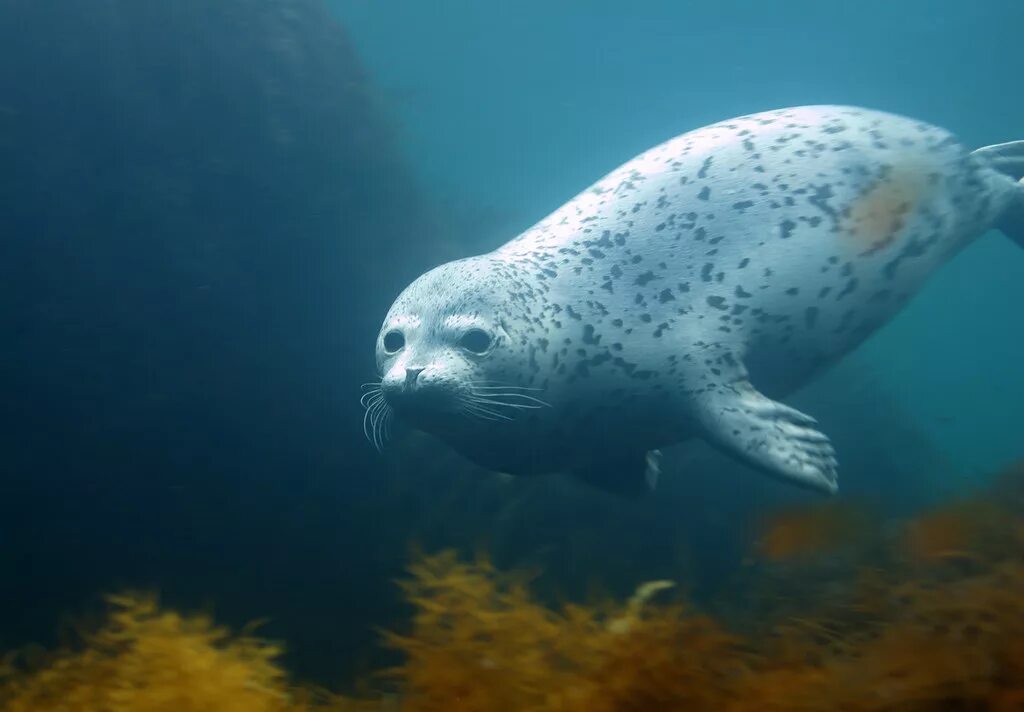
[
  {"left": 697, "top": 156, "right": 713, "bottom": 179},
  {"left": 634, "top": 270, "right": 657, "bottom": 286},
  {"left": 808, "top": 183, "right": 839, "bottom": 228},
  {"left": 837, "top": 278, "right": 859, "bottom": 300}
]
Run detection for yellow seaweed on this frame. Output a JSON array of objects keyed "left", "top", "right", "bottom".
[{"left": 4, "top": 460, "right": 1024, "bottom": 711}]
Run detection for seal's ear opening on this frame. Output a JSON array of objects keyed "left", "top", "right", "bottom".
[{"left": 497, "top": 319, "right": 512, "bottom": 340}]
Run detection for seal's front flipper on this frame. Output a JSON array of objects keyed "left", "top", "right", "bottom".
[
  {"left": 693, "top": 377, "right": 838, "bottom": 495},
  {"left": 572, "top": 448, "right": 661, "bottom": 497}
]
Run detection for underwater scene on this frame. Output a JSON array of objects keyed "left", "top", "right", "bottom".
[{"left": 1, "top": 0, "right": 1023, "bottom": 709}]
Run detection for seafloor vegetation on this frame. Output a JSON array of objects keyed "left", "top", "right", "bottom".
[{"left": 2, "top": 462, "right": 1022, "bottom": 711}]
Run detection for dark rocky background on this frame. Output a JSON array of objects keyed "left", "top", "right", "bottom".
[
  {"left": 0, "top": 0, "right": 456, "bottom": 683},
  {"left": 0, "top": 0, "right": 955, "bottom": 688}
]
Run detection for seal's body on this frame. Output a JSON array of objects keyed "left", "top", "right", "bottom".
[{"left": 368, "top": 106, "right": 1024, "bottom": 495}]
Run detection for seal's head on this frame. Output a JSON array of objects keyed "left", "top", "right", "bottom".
[{"left": 365, "top": 256, "right": 548, "bottom": 451}]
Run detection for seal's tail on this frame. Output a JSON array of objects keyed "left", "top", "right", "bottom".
[{"left": 972, "top": 140, "right": 1024, "bottom": 247}]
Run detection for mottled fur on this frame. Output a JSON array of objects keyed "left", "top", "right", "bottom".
[{"left": 373, "top": 106, "right": 1022, "bottom": 495}]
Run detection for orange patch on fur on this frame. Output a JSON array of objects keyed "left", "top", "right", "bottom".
[{"left": 843, "top": 164, "right": 928, "bottom": 255}]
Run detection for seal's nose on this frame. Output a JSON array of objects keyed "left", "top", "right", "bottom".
[{"left": 404, "top": 367, "right": 425, "bottom": 389}]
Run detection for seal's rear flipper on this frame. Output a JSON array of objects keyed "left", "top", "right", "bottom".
[
  {"left": 692, "top": 375, "right": 838, "bottom": 495},
  {"left": 972, "top": 140, "right": 1024, "bottom": 247},
  {"left": 572, "top": 448, "right": 661, "bottom": 497},
  {"left": 998, "top": 178, "right": 1024, "bottom": 248}
]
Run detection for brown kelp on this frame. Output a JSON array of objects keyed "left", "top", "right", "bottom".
[{"left": 3, "top": 462, "right": 1023, "bottom": 711}]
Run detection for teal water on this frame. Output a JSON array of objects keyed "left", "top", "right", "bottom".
[
  {"left": 333, "top": 0, "right": 1024, "bottom": 484},
  {"left": 0, "top": 0, "right": 1021, "bottom": 690}
]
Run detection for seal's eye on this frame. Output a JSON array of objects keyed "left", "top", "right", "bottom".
[
  {"left": 459, "top": 328, "right": 493, "bottom": 355},
  {"left": 382, "top": 330, "right": 405, "bottom": 354}
]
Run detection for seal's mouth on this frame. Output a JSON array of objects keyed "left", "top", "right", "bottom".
[
  {"left": 360, "top": 377, "right": 458, "bottom": 452},
  {"left": 382, "top": 374, "right": 454, "bottom": 416},
  {"left": 362, "top": 376, "right": 553, "bottom": 451},
  {"left": 384, "top": 392, "right": 450, "bottom": 423}
]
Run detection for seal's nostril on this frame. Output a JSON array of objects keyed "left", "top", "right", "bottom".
[{"left": 405, "top": 367, "right": 425, "bottom": 388}]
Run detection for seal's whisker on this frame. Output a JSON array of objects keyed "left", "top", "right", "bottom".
[
  {"left": 467, "top": 379, "right": 542, "bottom": 387},
  {"left": 462, "top": 401, "right": 515, "bottom": 421},
  {"left": 470, "top": 392, "right": 551, "bottom": 408},
  {"left": 476, "top": 402, "right": 544, "bottom": 411},
  {"left": 359, "top": 378, "right": 391, "bottom": 451},
  {"left": 371, "top": 400, "right": 390, "bottom": 451},
  {"left": 467, "top": 403, "right": 495, "bottom": 417},
  {"left": 360, "top": 390, "right": 384, "bottom": 408},
  {"left": 367, "top": 400, "right": 382, "bottom": 451},
  {"left": 459, "top": 405, "right": 503, "bottom": 422},
  {"left": 469, "top": 384, "right": 544, "bottom": 392},
  {"left": 361, "top": 396, "right": 390, "bottom": 452},
  {"left": 362, "top": 402, "right": 378, "bottom": 448},
  {"left": 469, "top": 397, "right": 546, "bottom": 411},
  {"left": 378, "top": 404, "right": 392, "bottom": 450},
  {"left": 471, "top": 393, "right": 552, "bottom": 409}
]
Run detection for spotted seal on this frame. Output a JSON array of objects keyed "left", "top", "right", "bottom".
[{"left": 364, "top": 106, "right": 1024, "bottom": 495}]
